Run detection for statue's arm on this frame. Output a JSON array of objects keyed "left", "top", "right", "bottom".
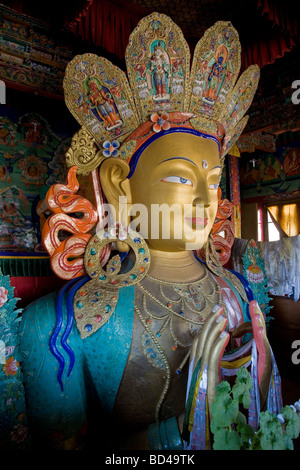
[{"left": 19, "top": 292, "right": 87, "bottom": 449}]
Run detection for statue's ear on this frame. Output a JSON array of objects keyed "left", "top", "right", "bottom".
[
  {"left": 99, "top": 157, "right": 132, "bottom": 251},
  {"left": 100, "top": 157, "right": 132, "bottom": 206}
]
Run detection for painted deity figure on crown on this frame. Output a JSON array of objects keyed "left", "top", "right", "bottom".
[
  {"left": 85, "top": 77, "right": 121, "bottom": 130},
  {"left": 148, "top": 40, "right": 170, "bottom": 101},
  {"left": 19, "top": 13, "right": 282, "bottom": 450}
]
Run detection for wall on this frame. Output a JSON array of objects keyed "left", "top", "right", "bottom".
[
  {"left": 239, "top": 132, "right": 300, "bottom": 241},
  {"left": 241, "top": 201, "right": 258, "bottom": 240},
  {"left": 0, "top": 87, "right": 80, "bottom": 252}
]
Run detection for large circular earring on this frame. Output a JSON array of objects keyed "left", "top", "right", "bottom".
[
  {"left": 74, "top": 224, "right": 150, "bottom": 339},
  {"left": 84, "top": 224, "right": 151, "bottom": 287}
]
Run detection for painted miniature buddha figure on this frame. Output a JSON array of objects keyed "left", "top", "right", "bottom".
[{"left": 19, "top": 13, "right": 282, "bottom": 450}]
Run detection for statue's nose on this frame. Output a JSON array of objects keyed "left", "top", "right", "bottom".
[{"left": 192, "top": 187, "right": 210, "bottom": 209}]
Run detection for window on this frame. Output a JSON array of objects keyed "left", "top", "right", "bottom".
[
  {"left": 257, "top": 201, "right": 300, "bottom": 241},
  {"left": 268, "top": 203, "right": 300, "bottom": 238},
  {"left": 257, "top": 204, "right": 263, "bottom": 241},
  {"left": 267, "top": 211, "right": 280, "bottom": 241}
]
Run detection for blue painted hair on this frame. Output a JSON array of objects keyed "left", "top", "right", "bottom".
[{"left": 50, "top": 275, "right": 89, "bottom": 391}]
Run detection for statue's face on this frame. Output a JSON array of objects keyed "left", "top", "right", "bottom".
[{"left": 128, "top": 132, "right": 221, "bottom": 252}]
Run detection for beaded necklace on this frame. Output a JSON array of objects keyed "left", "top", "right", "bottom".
[{"left": 135, "top": 271, "right": 222, "bottom": 420}]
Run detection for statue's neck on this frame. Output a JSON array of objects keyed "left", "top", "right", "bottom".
[{"left": 147, "top": 249, "right": 205, "bottom": 283}]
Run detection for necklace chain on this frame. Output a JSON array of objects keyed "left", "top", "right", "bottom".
[
  {"left": 139, "top": 283, "right": 206, "bottom": 326},
  {"left": 135, "top": 304, "right": 171, "bottom": 421},
  {"left": 135, "top": 272, "right": 222, "bottom": 419},
  {"left": 146, "top": 268, "right": 208, "bottom": 286}
]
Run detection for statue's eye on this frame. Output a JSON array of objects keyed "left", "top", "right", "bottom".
[
  {"left": 208, "top": 183, "right": 218, "bottom": 190},
  {"left": 161, "top": 176, "right": 193, "bottom": 186}
]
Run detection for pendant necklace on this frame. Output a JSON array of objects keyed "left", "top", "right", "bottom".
[{"left": 135, "top": 272, "right": 222, "bottom": 420}]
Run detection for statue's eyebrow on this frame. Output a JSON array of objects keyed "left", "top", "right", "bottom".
[{"left": 158, "top": 157, "right": 198, "bottom": 167}]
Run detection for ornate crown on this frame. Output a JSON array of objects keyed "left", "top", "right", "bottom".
[{"left": 63, "top": 12, "right": 260, "bottom": 175}]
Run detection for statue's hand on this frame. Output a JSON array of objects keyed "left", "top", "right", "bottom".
[
  {"left": 188, "top": 300, "right": 272, "bottom": 425},
  {"left": 190, "top": 305, "right": 230, "bottom": 417},
  {"left": 231, "top": 300, "right": 272, "bottom": 408},
  {"left": 248, "top": 300, "right": 272, "bottom": 408}
]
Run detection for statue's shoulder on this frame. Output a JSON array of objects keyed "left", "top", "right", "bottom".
[
  {"left": 203, "top": 262, "right": 254, "bottom": 324},
  {"left": 73, "top": 281, "right": 135, "bottom": 339},
  {"left": 19, "top": 279, "right": 88, "bottom": 343},
  {"left": 222, "top": 267, "right": 254, "bottom": 303},
  {"left": 20, "top": 291, "right": 58, "bottom": 330},
  {"left": 20, "top": 278, "right": 135, "bottom": 343},
  {"left": 19, "top": 291, "right": 61, "bottom": 364},
  {"left": 203, "top": 259, "right": 253, "bottom": 304}
]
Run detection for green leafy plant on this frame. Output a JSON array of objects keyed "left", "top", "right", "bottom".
[{"left": 210, "top": 367, "right": 300, "bottom": 450}]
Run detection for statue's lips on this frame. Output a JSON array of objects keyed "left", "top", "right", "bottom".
[{"left": 185, "top": 217, "right": 208, "bottom": 227}]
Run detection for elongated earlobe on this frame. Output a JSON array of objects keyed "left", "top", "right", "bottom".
[{"left": 99, "top": 157, "right": 132, "bottom": 251}]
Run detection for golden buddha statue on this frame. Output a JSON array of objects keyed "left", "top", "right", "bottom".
[{"left": 18, "top": 13, "right": 282, "bottom": 450}]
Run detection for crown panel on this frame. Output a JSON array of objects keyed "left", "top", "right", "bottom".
[
  {"left": 125, "top": 12, "right": 191, "bottom": 122},
  {"left": 221, "top": 115, "right": 249, "bottom": 158},
  {"left": 188, "top": 21, "right": 241, "bottom": 123},
  {"left": 63, "top": 53, "right": 139, "bottom": 146},
  {"left": 220, "top": 64, "right": 260, "bottom": 134}
]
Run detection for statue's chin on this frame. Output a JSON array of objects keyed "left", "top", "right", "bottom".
[
  {"left": 143, "top": 227, "right": 211, "bottom": 253},
  {"left": 145, "top": 240, "right": 205, "bottom": 253}
]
